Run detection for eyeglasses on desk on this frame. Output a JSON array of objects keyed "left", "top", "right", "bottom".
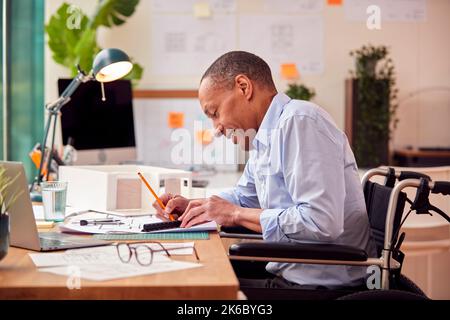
[{"left": 112, "top": 241, "right": 200, "bottom": 266}]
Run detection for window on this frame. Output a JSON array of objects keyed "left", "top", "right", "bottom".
[{"left": 0, "top": 0, "right": 44, "bottom": 181}]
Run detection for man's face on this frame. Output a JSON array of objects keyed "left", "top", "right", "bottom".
[{"left": 198, "top": 77, "right": 256, "bottom": 149}]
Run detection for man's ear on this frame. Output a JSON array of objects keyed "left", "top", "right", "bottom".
[{"left": 235, "top": 75, "right": 253, "bottom": 100}]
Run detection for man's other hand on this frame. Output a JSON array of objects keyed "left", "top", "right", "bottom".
[{"left": 178, "top": 196, "right": 239, "bottom": 228}]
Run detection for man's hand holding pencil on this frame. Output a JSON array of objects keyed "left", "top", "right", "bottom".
[
  {"left": 138, "top": 172, "right": 244, "bottom": 229},
  {"left": 152, "top": 193, "right": 190, "bottom": 221},
  {"left": 137, "top": 172, "right": 189, "bottom": 221}
]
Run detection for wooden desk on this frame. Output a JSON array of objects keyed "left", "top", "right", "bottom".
[{"left": 0, "top": 232, "right": 239, "bottom": 300}]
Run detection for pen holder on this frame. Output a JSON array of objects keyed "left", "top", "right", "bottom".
[{"left": 0, "top": 213, "right": 9, "bottom": 262}]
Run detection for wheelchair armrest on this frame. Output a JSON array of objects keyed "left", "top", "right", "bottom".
[
  {"left": 229, "top": 241, "right": 368, "bottom": 261},
  {"left": 221, "top": 226, "right": 261, "bottom": 234},
  {"left": 220, "top": 226, "right": 263, "bottom": 239}
]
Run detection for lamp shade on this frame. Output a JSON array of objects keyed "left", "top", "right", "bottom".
[
  {"left": 280, "top": 63, "right": 300, "bottom": 80},
  {"left": 92, "top": 48, "right": 133, "bottom": 82}
]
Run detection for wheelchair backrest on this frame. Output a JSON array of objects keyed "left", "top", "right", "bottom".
[{"left": 364, "top": 181, "right": 407, "bottom": 256}]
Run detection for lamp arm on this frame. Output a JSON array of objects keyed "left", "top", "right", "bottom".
[
  {"left": 30, "top": 46, "right": 133, "bottom": 198},
  {"left": 45, "top": 113, "right": 59, "bottom": 181},
  {"left": 31, "top": 70, "right": 94, "bottom": 190},
  {"left": 31, "top": 109, "right": 55, "bottom": 191},
  {"left": 47, "top": 71, "right": 94, "bottom": 112}
]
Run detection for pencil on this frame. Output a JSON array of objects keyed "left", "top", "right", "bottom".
[{"left": 137, "top": 172, "right": 175, "bottom": 221}]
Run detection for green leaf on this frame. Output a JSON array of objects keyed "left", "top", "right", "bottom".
[
  {"left": 46, "top": 1, "right": 144, "bottom": 85},
  {"left": 45, "top": 3, "right": 90, "bottom": 70},
  {"left": 285, "top": 83, "right": 316, "bottom": 101},
  {"left": 124, "top": 61, "right": 144, "bottom": 87},
  {"left": 0, "top": 166, "right": 23, "bottom": 214},
  {"left": 74, "top": 28, "right": 101, "bottom": 74},
  {"left": 91, "top": 0, "right": 140, "bottom": 28}
]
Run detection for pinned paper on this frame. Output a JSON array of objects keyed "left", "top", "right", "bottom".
[
  {"left": 193, "top": 2, "right": 211, "bottom": 18},
  {"left": 168, "top": 112, "right": 185, "bottom": 129}
]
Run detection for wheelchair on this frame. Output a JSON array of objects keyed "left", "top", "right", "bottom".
[{"left": 220, "top": 167, "right": 450, "bottom": 300}]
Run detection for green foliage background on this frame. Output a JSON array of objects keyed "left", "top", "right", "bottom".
[
  {"left": 349, "top": 45, "right": 398, "bottom": 167},
  {"left": 285, "top": 83, "right": 316, "bottom": 101},
  {"left": 46, "top": 0, "right": 143, "bottom": 86}
]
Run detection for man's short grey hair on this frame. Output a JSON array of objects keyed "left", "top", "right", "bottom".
[{"left": 200, "top": 51, "right": 276, "bottom": 90}]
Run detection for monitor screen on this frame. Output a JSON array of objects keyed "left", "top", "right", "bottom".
[{"left": 58, "top": 79, "right": 136, "bottom": 150}]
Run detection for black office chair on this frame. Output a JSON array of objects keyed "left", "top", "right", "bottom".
[{"left": 221, "top": 167, "right": 450, "bottom": 300}]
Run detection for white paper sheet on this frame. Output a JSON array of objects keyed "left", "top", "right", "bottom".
[
  {"left": 30, "top": 244, "right": 202, "bottom": 281},
  {"left": 239, "top": 15, "right": 324, "bottom": 75},
  {"left": 33, "top": 205, "right": 115, "bottom": 221},
  {"left": 99, "top": 209, "right": 155, "bottom": 217},
  {"left": 133, "top": 99, "right": 239, "bottom": 169},
  {"left": 151, "top": 14, "right": 236, "bottom": 76},
  {"left": 64, "top": 208, "right": 153, "bottom": 218},
  {"left": 59, "top": 212, "right": 217, "bottom": 234},
  {"left": 33, "top": 205, "right": 45, "bottom": 220},
  {"left": 29, "top": 242, "right": 195, "bottom": 268},
  {"left": 38, "top": 260, "right": 202, "bottom": 281},
  {"left": 263, "top": 0, "right": 323, "bottom": 13},
  {"left": 152, "top": 0, "right": 236, "bottom": 13},
  {"left": 30, "top": 245, "right": 167, "bottom": 267},
  {"left": 144, "top": 242, "right": 195, "bottom": 255},
  {"left": 344, "top": 0, "right": 426, "bottom": 21}
]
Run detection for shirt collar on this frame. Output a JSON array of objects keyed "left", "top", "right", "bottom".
[{"left": 253, "top": 92, "right": 291, "bottom": 148}]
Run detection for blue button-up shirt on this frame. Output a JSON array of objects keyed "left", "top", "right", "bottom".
[{"left": 219, "top": 93, "right": 376, "bottom": 288}]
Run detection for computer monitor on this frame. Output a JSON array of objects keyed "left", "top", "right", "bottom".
[{"left": 58, "top": 79, "right": 136, "bottom": 165}]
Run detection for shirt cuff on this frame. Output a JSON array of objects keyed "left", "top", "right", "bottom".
[{"left": 260, "top": 208, "right": 284, "bottom": 241}]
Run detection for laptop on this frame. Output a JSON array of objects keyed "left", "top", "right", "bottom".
[{"left": 1, "top": 161, "right": 109, "bottom": 251}]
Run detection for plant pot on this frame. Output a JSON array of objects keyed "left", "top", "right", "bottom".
[{"left": 0, "top": 213, "right": 9, "bottom": 262}]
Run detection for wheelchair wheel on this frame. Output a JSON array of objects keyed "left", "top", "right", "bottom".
[
  {"left": 337, "top": 289, "right": 428, "bottom": 300},
  {"left": 393, "top": 274, "right": 427, "bottom": 297}
]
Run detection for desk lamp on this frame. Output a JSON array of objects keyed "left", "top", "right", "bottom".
[{"left": 30, "top": 48, "right": 133, "bottom": 199}]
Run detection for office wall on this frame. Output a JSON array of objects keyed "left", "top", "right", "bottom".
[{"left": 45, "top": 0, "right": 450, "bottom": 153}]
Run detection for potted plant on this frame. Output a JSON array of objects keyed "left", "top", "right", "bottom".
[
  {"left": 0, "top": 166, "right": 23, "bottom": 262},
  {"left": 285, "top": 83, "right": 316, "bottom": 101},
  {"left": 347, "top": 44, "right": 398, "bottom": 168},
  {"left": 46, "top": 0, "right": 143, "bottom": 86}
]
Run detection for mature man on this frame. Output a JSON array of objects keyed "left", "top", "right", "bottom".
[{"left": 154, "top": 51, "right": 376, "bottom": 292}]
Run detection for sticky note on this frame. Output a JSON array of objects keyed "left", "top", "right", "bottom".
[
  {"left": 168, "top": 112, "right": 185, "bottom": 129},
  {"left": 327, "top": 0, "right": 342, "bottom": 5},
  {"left": 195, "top": 130, "right": 213, "bottom": 145},
  {"left": 36, "top": 220, "right": 55, "bottom": 229},
  {"left": 280, "top": 63, "right": 300, "bottom": 80},
  {"left": 193, "top": 2, "right": 211, "bottom": 18}
]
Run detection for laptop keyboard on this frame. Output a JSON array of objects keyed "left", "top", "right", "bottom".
[
  {"left": 38, "top": 232, "right": 109, "bottom": 250},
  {"left": 39, "top": 237, "right": 66, "bottom": 248}
]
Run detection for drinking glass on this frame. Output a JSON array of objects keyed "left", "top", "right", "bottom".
[{"left": 42, "top": 181, "right": 68, "bottom": 222}]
